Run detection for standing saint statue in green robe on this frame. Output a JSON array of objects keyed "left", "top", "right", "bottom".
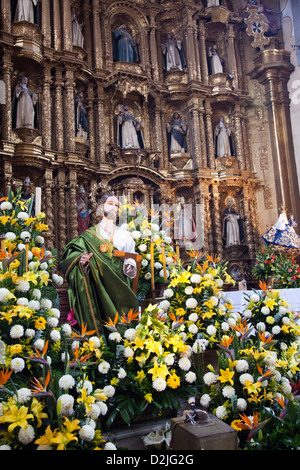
[{"left": 60, "top": 194, "right": 138, "bottom": 338}]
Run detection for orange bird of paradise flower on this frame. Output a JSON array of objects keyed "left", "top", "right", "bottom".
[
  {"left": 0, "top": 368, "right": 13, "bottom": 387},
  {"left": 120, "top": 309, "right": 140, "bottom": 325}
]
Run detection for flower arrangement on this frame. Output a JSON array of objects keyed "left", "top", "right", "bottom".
[
  {"left": 159, "top": 252, "right": 236, "bottom": 352},
  {"left": 251, "top": 246, "right": 277, "bottom": 280},
  {"left": 0, "top": 192, "right": 116, "bottom": 450},
  {"left": 101, "top": 305, "right": 198, "bottom": 428},
  {"left": 118, "top": 201, "right": 175, "bottom": 300},
  {"left": 252, "top": 246, "right": 300, "bottom": 288}
]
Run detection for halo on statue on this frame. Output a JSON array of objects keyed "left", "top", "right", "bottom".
[{"left": 89, "top": 182, "right": 113, "bottom": 204}]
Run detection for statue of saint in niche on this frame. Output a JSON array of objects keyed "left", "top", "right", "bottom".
[
  {"left": 113, "top": 24, "right": 138, "bottom": 63},
  {"left": 117, "top": 105, "right": 144, "bottom": 150},
  {"left": 71, "top": 7, "right": 84, "bottom": 48},
  {"left": 223, "top": 197, "right": 244, "bottom": 246},
  {"left": 12, "top": 75, "right": 38, "bottom": 129},
  {"left": 167, "top": 112, "right": 187, "bottom": 154},
  {"left": 208, "top": 44, "right": 223, "bottom": 75},
  {"left": 214, "top": 117, "right": 234, "bottom": 159},
  {"left": 74, "top": 92, "right": 89, "bottom": 139},
  {"left": 162, "top": 33, "right": 186, "bottom": 72},
  {"left": 13, "top": 0, "right": 38, "bottom": 23}
]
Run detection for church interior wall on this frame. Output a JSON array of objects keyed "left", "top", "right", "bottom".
[{"left": 0, "top": 0, "right": 299, "bottom": 282}]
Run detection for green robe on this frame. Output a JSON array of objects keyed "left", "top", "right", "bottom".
[{"left": 59, "top": 226, "right": 138, "bottom": 337}]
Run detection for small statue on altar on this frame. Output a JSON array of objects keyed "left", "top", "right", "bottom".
[
  {"left": 208, "top": 44, "right": 224, "bottom": 75},
  {"left": 214, "top": 117, "right": 234, "bottom": 159},
  {"left": 162, "top": 33, "right": 186, "bottom": 72},
  {"left": 174, "top": 197, "right": 197, "bottom": 249},
  {"left": 13, "top": 0, "right": 38, "bottom": 23},
  {"left": 77, "top": 186, "right": 91, "bottom": 235},
  {"left": 12, "top": 75, "right": 38, "bottom": 129},
  {"left": 20, "top": 177, "right": 35, "bottom": 215},
  {"left": 113, "top": 24, "right": 138, "bottom": 63},
  {"left": 262, "top": 208, "right": 300, "bottom": 249},
  {"left": 117, "top": 104, "right": 144, "bottom": 149},
  {"left": 71, "top": 7, "right": 84, "bottom": 48},
  {"left": 167, "top": 112, "right": 187, "bottom": 155},
  {"left": 223, "top": 197, "right": 244, "bottom": 246},
  {"left": 74, "top": 92, "right": 89, "bottom": 139}
]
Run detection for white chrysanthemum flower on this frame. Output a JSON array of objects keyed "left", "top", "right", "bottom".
[
  {"left": 280, "top": 342, "right": 288, "bottom": 351},
  {"left": 203, "top": 372, "right": 218, "bottom": 386},
  {"left": 18, "top": 424, "right": 35, "bottom": 445},
  {"left": 138, "top": 244, "right": 147, "bottom": 252},
  {"left": 256, "top": 322, "right": 266, "bottom": 332},
  {"left": 79, "top": 424, "right": 95, "bottom": 442},
  {"left": 236, "top": 359, "right": 249, "bottom": 373},
  {"left": 108, "top": 332, "right": 122, "bottom": 343},
  {"left": 272, "top": 325, "right": 281, "bottom": 335},
  {"left": 17, "top": 388, "right": 32, "bottom": 404},
  {"left": 178, "top": 356, "right": 191, "bottom": 371},
  {"left": 188, "top": 324, "right": 198, "bottom": 334},
  {"left": 209, "top": 296, "right": 219, "bottom": 306},
  {"left": 32, "top": 289, "right": 41, "bottom": 300},
  {"left": 216, "top": 405, "right": 227, "bottom": 420},
  {"left": 237, "top": 398, "right": 247, "bottom": 412},
  {"left": 164, "top": 354, "right": 175, "bottom": 366},
  {"left": 131, "top": 230, "right": 141, "bottom": 240},
  {"left": 103, "top": 385, "right": 115, "bottom": 398},
  {"left": 239, "top": 373, "right": 254, "bottom": 385},
  {"left": 56, "top": 275, "right": 64, "bottom": 286},
  {"left": 58, "top": 374, "right": 75, "bottom": 390},
  {"left": 221, "top": 322, "right": 230, "bottom": 332},
  {"left": 159, "top": 269, "right": 169, "bottom": 279},
  {"left": 264, "top": 354, "right": 277, "bottom": 367},
  {"left": 16, "top": 297, "right": 29, "bottom": 306},
  {"left": 87, "top": 404, "right": 101, "bottom": 421},
  {"left": 20, "top": 231, "right": 31, "bottom": 240},
  {"left": 281, "top": 381, "right": 292, "bottom": 395},
  {"left": 104, "top": 442, "right": 117, "bottom": 450},
  {"left": 190, "top": 274, "right": 201, "bottom": 283},
  {"left": 35, "top": 235, "right": 45, "bottom": 245},
  {"left": 261, "top": 306, "right": 270, "bottom": 315},
  {"left": 227, "top": 318, "right": 236, "bottom": 327},
  {"left": 118, "top": 368, "right": 127, "bottom": 379},
  {"left": 151, "top": 223, "right": 159, "bottom": 232},
  {"left": 153, "top": 378, "right": 167, "bottom": 391},
  {"left": 40, "top": 298, "right": 52, "bottom": 310},
  {"left": 28, "top": 300, "right": 40, "bottom": 311},
  {"left": 206, "top": 325, "right": 217, "bottom": 336},
  {"left": 163, "top": 289, "right": 174, "bottom": 300},
  {"left": 124, "top": 328, "right": 136, "bottom": 341},
  {"left": 17, "top": 212, "right": 29, "bottom": 221},
  {"left": 5, "top": 232, "right": 16, "bottom": 241},
  {"left": 144, "top": 272, "right": 151, "bottom": 280},
  {"left": 96, "top": 401, "right": 108, "bottom": 416},
  {"left": 87, "top": 335, "right": 100, "bottom": 348},
  {"left": 50, "top": 308, "right": 60, "bottom": 319},
  {"left": 188, "top": 313, "right": 198, "bottom": 323},
  {"left": 186, "top": 298, "right": 198, "bottom": 309},
  {"left": 25, "top": 328, "right": 35, "bottom": 338},
  {"left": 10, "top": 324, "right": 24, "bottom": 339},
  {"left": 159, "top": 300, "right": 170, "bottom": 311},
  {"left": 185, "top": 286, "right": 194, "bottom": 296},
  {"left": 141, "top": 259, "right": 148, "bottom": 267},
  {"left": 123, "top": 347, "right": 134, "bottom": 358},
  {"left": 34, "top": 339, "right": 45, "bottom": 351},
  {"left": 215, "top": 278, "right": 224, "bottom": 288},
  {"left": 47, "top": 316, "right": 59, "bottom": 328},
  {"left": 192, "top": 339, "right": 209, "bottom": 354},
  {"left": 78, "top": 380, "right": 93, "bottom": 395},
  {"left": 10, "top": 357, "right": 25, "bottom": 373},
  {"left": 243, "top": 309, "right": 252, "bottom": 319},
  {"left": 16, "top": 280, "right": 30, "bottom": 292},
  {"left": 98, "top": 361, "right": 111, "bottom": 374},
  {"left": 1, "top": 201, "right": 12, "bottom": 211},
  {"left": 222, "top": 385, "right": 236, "bottom": 398},
  {"left": 282, "top": 316, "right": 290, "bottom": 325},
  {"left": 200, "top": 394, "right": 211, "bottom": 408},
  {"left": 50, "top": 330, "right": 61, "bottom": 342},
  {"left": 250, "top": 293, "right": 260, "bottom": 302},
  {"left": 185, "top": 371, "right": 197, "bottom": 383},
  {"left": 61, "top": 323, "right": 72, "bottom": 336}
]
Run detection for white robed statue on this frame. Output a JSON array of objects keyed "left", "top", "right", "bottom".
[
  {"left": 208, "top": 45, "right": 223, "bottom": 75},
  {"left": 14, "top": 0, "right": 38, "bottom": 23},
  {"left": 223, "top": 198, "right": 244, "bottom": 246},
  {"left": 214, "top": 117, "right": 232, "bottom": 158},
  {"left": 71, "top": 7, "right": 84, "bottom": 48},
  {"left": 117, "top": 105, "right": 144, "bottom": 150},
  {"left": 13, "top": 76, "right": 38, "bottom": 129}
]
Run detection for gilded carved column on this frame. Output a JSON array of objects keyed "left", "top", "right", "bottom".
[
  {"left": 92, "top": 0, "right": 103, "bottom": 70},
  {"left": 204, "top": 101, "right": 215, "bottom": 169},
  {"left": 189, "top": 104, "right": 202, "bottom": 168},
  {"left": 250, "top": 50, "right": 300, "bottom": 223},
  {"left": 87, "top": 84, "right": 96, "bottom": 162},
  {"left": 2, "top": 57, "right": 13, "bottom": 142},
  {"left": 54, "top": 67, "right": 64, "bottom": 152},
  {"left": 154, "top": 103, "right": 163, "bottom": 153},
  {"left": 200, "top": 190, "right": 213, "bottom": 254},
  {"left": 242, "top": 188, "right": 255, "bottom": 258},
  {"left": 149, "top": 14, "right": 159, "bottom": 82},
  {"left": 184, "top": 11, "right": 197, "bottom": 81},
  {"left": 43, "top": 170, "right": 55, "bottom": 251},
  {"left": 67, "top": 169, "right": 78, "bottom": 241},
  {"left": 193, "top": 24, "right": 202, "bottom": 82},
  {"left": 41, "top": 0, "right": 51, "bottom": 48},
  {"left": 233, "top": 105, "right": 246, "bottom": 171},
  {"left": 53, "top": 0, "right": 62, "bottom": 51},
  {"left": 62, "top": 0, "right": 72, "bottom": 51},
  {"left": 199, "top": 20, "right": 209, "bottom": 85},
  {"left": 199, "top": 105, "right": 207, "bottom": 168},
  {"left": 96, "top": 84, "right": 106, "bottom": 163},
  {"left": 83, "top": 4, "right": 92, "bottom": 68},
  {"left": 211, "top": 185, "right": 223, "bottom": 256},
  {"left": 226, "top": 24, "right": 238, "bottom": 90},
  {"left": 57, "top": 171, "right": 67, "bottom": 258},
  {"left": 3, "top": 161, "right": 13, "bottom": 196},
  {"left": 41, "top": 65, "right": 52, "bottom": 149},
  {"left": 1, "top": 0, "right": 11, "bottom": 32},
  {"left": 64, "top": 69, "right": 76, "bottom": 152}
]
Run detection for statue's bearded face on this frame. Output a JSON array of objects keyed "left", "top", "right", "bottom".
[{"left": 103, "top": 196, "right": 119, "bottom": 220}]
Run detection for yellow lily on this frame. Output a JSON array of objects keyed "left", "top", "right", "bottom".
[{"left": 0, "top": 404, "right": 34, "bottom": 432}]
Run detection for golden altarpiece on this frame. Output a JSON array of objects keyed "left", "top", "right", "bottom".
[{"left": 0, "top": 0, "right": 299, "bottom": 285}]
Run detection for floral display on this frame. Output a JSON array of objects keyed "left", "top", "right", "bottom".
[{"left": 118, "top": 201, "right": 175, "bottom": 300}]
